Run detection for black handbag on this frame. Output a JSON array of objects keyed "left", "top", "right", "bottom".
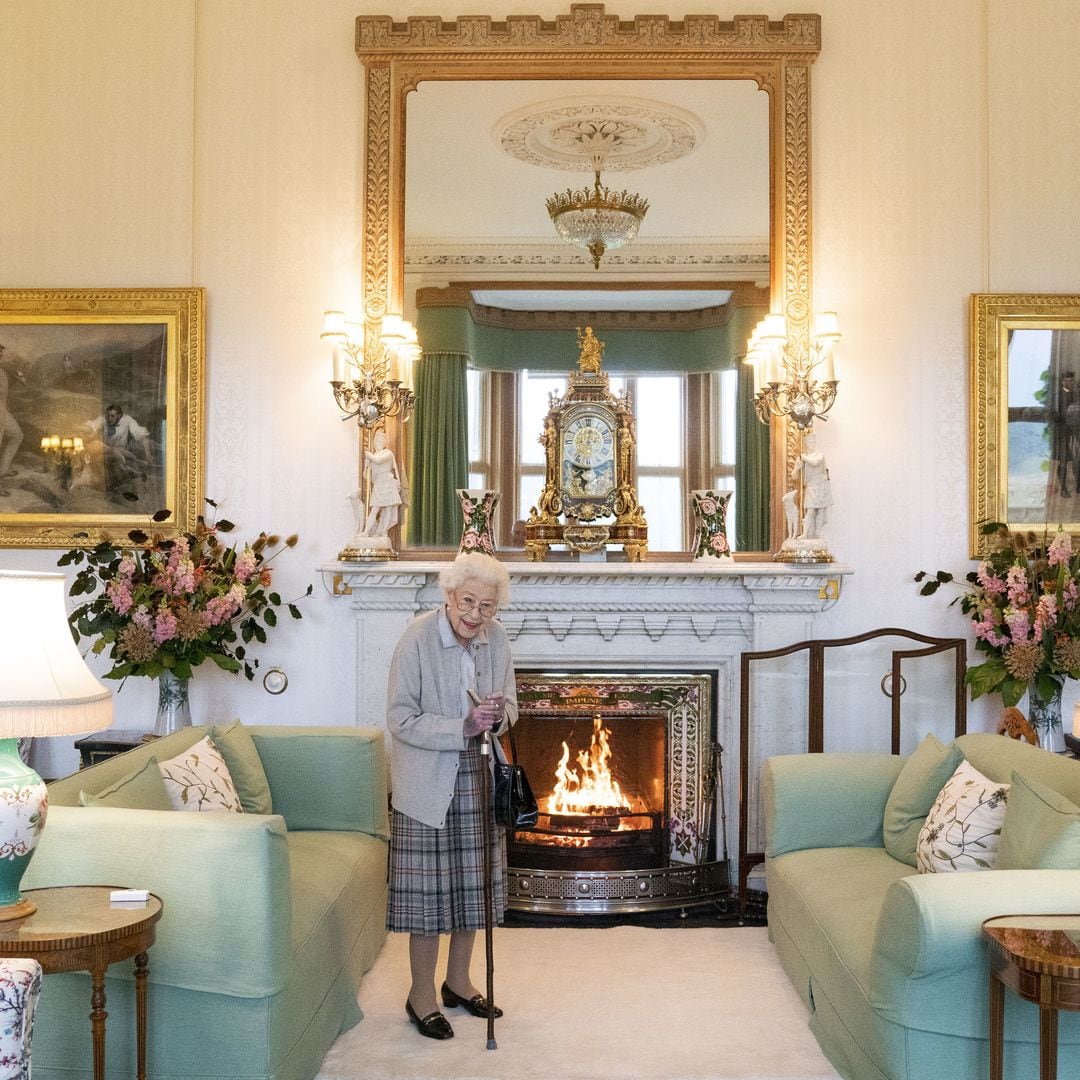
[{"left": 492, "top": 725, "right": 538, "bottom": 830}]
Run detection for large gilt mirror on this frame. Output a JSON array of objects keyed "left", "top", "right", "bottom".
[
  {"left": 355, "top": 6, "right": 821, "bottom": 558},
  {"left": 971, "top": 293, "right": 1080, "bottom": 557}
]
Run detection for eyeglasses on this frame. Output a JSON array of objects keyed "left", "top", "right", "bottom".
[{"left": 453, "top": 594, "right": 497, "bottom": 618}]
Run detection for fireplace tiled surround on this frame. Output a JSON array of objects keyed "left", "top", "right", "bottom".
[{"left": 328, "top": 559, "right": 852, "bottom": 908}]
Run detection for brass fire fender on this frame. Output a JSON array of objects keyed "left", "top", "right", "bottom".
[{"left": 508, "top": 860, "right": 729, "bottom": 915}]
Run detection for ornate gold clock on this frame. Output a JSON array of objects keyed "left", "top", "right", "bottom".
[{"left": 525, "top": 327, "right": 648, "bottom": 561}]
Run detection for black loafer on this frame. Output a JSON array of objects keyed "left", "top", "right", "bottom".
[
  {"left": 405, "top": 998, "right": 454, "bottom": 1039},
  {"left": 441, "top": 981, "right": 504, "bottom": 1019}
]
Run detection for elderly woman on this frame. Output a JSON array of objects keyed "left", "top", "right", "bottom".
[{"left": 385, "top": 551, "right": 517, "bottom": 1040}]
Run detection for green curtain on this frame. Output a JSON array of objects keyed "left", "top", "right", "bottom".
[
  {"left": 735, "top": 362, "right": 770, "bottom": 552},
  {"left": 409, "top": 351, "right": 469, "bottom": 546}
]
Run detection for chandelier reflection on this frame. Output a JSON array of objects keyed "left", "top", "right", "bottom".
[
  {"left": 745, "top": 312, "right": 841, "bottom": 430},
  {"left": 547, "top": 166, "right": 649, "bottom": 269},
  {"left": 545, "top": 121, "right": 649, "bottom": 269}
]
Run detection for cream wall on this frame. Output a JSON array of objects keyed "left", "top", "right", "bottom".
[{"left": 2, "top": 1, "right": 1078, "bottom": 776}]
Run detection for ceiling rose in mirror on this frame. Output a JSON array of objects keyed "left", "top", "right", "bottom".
[
  {"left": 496, "top": 96, "right": 703, "bottom": 269},
  {"left": 494, "top": 95, "right": 703, "bottom": 172}
]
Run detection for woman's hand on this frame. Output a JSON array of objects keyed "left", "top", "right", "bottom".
[{"left": 463, "top": 693, "right": 504, "bottom": 738}]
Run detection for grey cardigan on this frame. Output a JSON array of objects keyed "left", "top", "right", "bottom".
[{"left": 386, "top": 607, "right": 518, "bottom": 829}]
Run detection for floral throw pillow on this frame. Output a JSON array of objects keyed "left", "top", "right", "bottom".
[
  {"left": 916, "top": 759, "right": 1009, "bottom": 873},
  {"left": 158, "top": 735, "right": 243, "bottom": 813}
]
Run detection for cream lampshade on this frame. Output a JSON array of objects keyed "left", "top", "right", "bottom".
[{"left": 0, "top": 571, "right": 113, "bottom": 919}]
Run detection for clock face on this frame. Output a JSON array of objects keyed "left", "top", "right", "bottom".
[
  {"left": 562, "top": 414, "right": 614, "bottom": 468},
  {"left": 561, "top": 411, "right": 616, "bottom": 502}
]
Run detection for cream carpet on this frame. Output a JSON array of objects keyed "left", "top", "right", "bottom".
[{"left": 316, "top": 926, "right": 841, "bottom": 1080}]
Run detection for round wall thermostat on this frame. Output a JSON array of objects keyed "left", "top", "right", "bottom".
[{"left": 262, "top": 668, "right": 288, "bottom": 695}]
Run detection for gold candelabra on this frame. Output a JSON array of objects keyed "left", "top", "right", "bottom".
[
  {"left": 745, "top": 312, "right": 841, "bottom": 430},
  {"left": 322, "top": 311, "right": 419, "bottom": 561}
]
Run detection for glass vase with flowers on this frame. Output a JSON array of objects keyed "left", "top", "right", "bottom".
[
  {"left": 916, "top": 523, "right": 1080, "bottom": 751},
  {"left": 59, "top": 501, "right": 311, "bottom": 734}
]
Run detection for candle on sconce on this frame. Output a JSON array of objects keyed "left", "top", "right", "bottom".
[
  {"left": 331, "top": 344, "right": 344, "bottom": 384},
  {"left": 1072, "top": 699, "right": 1080, "bottom": 739},
  {"left": 818, "top": 345, "right": 836, "bottom": 383}
]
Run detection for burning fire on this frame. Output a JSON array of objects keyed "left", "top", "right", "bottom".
[{"left": 545, "top": 715, "right": 639, "bottom": 816}]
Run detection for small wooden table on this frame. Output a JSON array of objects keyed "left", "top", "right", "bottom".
[
  {"left": 983, "top": 914, "right": 1080, "bottom": 1079},
  {"left": 74, "top": 728, "right": 155, "bottom": 768},
  {"left": 0, "top": 886, "right": 163, "bottom": 1080}
]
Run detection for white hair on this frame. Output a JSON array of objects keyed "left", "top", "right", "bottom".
[{"left": 438, "top": 552, "right": 511, "bottom": 607}]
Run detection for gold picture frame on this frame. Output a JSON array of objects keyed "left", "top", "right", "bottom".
[
  {"left": 0, "top": 287, "right": 204, "bottom": 547},
  {"left": 971, "top": 293, "right": 1080, "bottom": 557}
]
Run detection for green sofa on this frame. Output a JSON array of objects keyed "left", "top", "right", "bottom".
[
  {"left": 24, "top": 724, "right": 389, "bottom": 1080},
  {"left": 764, "top": 732, "right": 1080, "bottom": 1080}
]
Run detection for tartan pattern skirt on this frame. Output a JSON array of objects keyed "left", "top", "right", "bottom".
[{"left": 387, "top": 738, "right": 508, "bottom": 935}]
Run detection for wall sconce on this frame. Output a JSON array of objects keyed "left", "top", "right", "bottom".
[
  {"left": 745, "top": 312, "right": 842, "bottom": 565},
  {"left": 321, "top": 311, "right": 419, "bottom": 561},
  {"left": 39, "top": 435, "right": 86, "bottom": 491},
  {"left": 745, "top": 311, "right": 841, "bottom": 430}
]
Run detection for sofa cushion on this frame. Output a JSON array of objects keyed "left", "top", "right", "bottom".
[
  {"left": 883, "top": 733, "right": 963, "bottom": 866},
  {"left": 159, "top": 735, "right": 244, "bottom": 812},
  {"left": 956, "top": 731, "right": 1080, "bottom": 802},
  {"left": 79, "top": 756, "right": 172, "bottom": 811},
  {"left": 916, "top": 759, "right": 1009, "bottom": 873},
  {"left": 998, "top": 770, "right": 1080, "bottom": 869},
  {"left": 211, "top": 719, "right": 273, "bottom": 814}
]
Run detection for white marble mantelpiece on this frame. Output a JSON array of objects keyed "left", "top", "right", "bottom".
[
  {"left": 322, "top": 560, "right": 852, "bottom": 722},
  {"left": 321, "top": 559, "right": 852, "bottom": 866}
]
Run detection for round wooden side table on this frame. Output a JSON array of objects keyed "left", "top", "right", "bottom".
[
  {"left": 983, "top": 913, "right": 1080, "bottom": 1080},
  {"left": 0, "top": 885, "right": 163, "bottom": 1080}
]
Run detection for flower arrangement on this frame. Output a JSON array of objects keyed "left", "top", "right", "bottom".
[
  {"left": 916, "top": 523, "right": 1080, "bottom": 707},
  {"left": 59, "top": 502, "right": 311, "bottom": 682}
]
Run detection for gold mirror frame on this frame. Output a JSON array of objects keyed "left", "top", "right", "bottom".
[
  {"left": 355, "top": 5, "right": 821, "bottom": 557},
  {"left": 971, "top": 293, "right": 1080, "bottom": 557}
]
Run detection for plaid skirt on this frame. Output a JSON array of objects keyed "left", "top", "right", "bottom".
[{"left": 387, "top": 738, "right": 508, "bottom": 935}]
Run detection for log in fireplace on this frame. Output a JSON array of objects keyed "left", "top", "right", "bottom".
[{"left": 505, "top": 671, "right": 728, "bottom": 915}]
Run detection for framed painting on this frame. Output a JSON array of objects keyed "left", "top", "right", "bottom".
[
  {"left": 971, "top": 293, "right": 1080, "bottom": 557},
  {"left": 0, "top": 288, "right": 203, "bottom": 547}
]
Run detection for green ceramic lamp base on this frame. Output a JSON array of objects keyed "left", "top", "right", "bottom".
[{"left": 0, "top": 738, "right": 47, "bottom": 920}]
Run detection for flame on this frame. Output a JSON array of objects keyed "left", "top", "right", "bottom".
[{"left": 545, "top": 715, "right": 634, "bottom": 815}]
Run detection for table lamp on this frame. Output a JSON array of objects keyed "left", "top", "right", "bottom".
[{"left": 0, "top": 571, "right": 113, "bottom": 919}]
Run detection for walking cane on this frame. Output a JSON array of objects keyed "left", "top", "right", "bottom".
[{"left": 469, "top": 691, "right": 499, "bottom": 1050}]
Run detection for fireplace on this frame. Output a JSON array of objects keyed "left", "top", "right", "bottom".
[
  {"left": 504, "top": 671, "right": 727, "bottom": 914},
  {"left": 329, "top": 558, "right": 849, "bottom": 911}
]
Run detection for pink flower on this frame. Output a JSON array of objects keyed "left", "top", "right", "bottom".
[
  {"left": 1048, "top": 532, "right": 1073, "bottom": 567},
  {"left": 1065, "top": 580, "right": 1079, "bottom": 612},
  {"left": 710, "top": 533, "right": 729, "bottom": 553},
  {"left": 153, "top": 607, "right": 178, "bottom": 644},
  {"left": 133, "top": 605, "right": 153, "bottom": 632},
  {"left": 1034, "top": 594, "right": 1059, "bottom": 641},
  {"left": 699, "top": 497, "right": 718, "bottom": 517},
  {"left": 1005, "top": 566, "right": 1030, "bottom": 608},
  {"left": 976, "top": 562, "right": 1007, "bottom": 595},
  {"left": 234, "top": 546, "right": 258, "bottom": 584},
  {"left": 107, "top": 578, "right": 134, "bottom": 614},
  {"left": 462, "top": 530, "right": 478, "bottom": 549},
  {"left": 1004, "top": 607, "right": 1032, "bottom": 643}
]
